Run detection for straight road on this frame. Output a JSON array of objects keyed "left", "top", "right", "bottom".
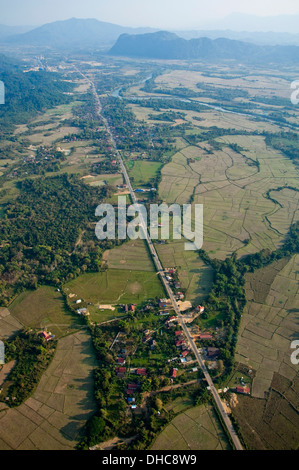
[{"left": 81, "top": 70, "right": 243, "bottom": 450}]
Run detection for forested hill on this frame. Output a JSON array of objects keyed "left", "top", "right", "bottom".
[
  {"left": 0, "top": 54, "right": 74, "bottom": 131},
  {"left": 109, "top": 31, "right": 299, "bottom": 64}
]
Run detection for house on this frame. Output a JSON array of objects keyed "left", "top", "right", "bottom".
[
  {"left": 136, "top": 368, "right": 147, "bottom": 376},
  {"left": 175, "top": 330, "right": 183, "bottom": 336},
  {"left": 77, "top": 308, "right": 89, "bottom": 316},
  {"left": 207, "top": 347, "right": 219, "bottom": 359},
  {"left": 127, "top": 383, "right": 139, "bottom": 391},
  {"left": 175, "top": 340, "right": 186, "bottom": 348},
  {"left": 129, "top": 304, "right": 136, "bottom": 312},
  {"left": 199, "top": 333, "right": 213, "bottom": 340},
  {"left": 171, "top": 368, "right": 177, "bottom": 378},
  {"left": 236, "top": 386, "right": 250, "bottom": 395},
  {"left": 127, "top": 398, "right": 135, "bottom": 403},
  {"left": 176, "top": 292, "right": 185, "bottom": 300},
  {"left": 40, "top": 331, "right": 53, "bottom": 341},
  {"left": 196, "top": 305, "right": 205, "bottom": 313},
  {"left": 126, "top": 383, "right": 139, "bottom": 394},
  {"left": 181, "top": 350, "right": 189, "bottom": 358},
  {"left": 159, "top": 298, "right": 172, "bottom": 309},
  {"left": 166, "top": 316, "right": 177, "bottom": 324},
  {"left": 115, "top": 367, "right": 126, "bottom": 378},
  {"left": 117, "top": 357, "right": 126, "bottom": 365},
  {"left": 76, "top": 299, "right": 82, "bottom": 304}
]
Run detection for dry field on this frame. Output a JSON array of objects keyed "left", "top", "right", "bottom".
[
  {"left": 151, "top": 404, "right": 230, "bottom": 450},
  {"left": 236, "top": 254, "right": 299, "bottom": 398},
  {"left": 158, "top": 135, "right": 299, "bottom": 260},
  {"left": 0, "top": 330, "right": 97, "bottom": 450}
]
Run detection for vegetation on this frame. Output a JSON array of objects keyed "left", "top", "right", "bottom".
[
  {"left": 0, "top": 173, "right": 118, "bottom": 304},
  {"left": 1, "top": 329, "right": 56, "bottom": 407},
  {"left": 197, "top": 221, "right": 299, "bottom": 380}
]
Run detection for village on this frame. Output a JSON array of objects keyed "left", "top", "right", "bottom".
[{"left": 65, "top": 266, "right": 251, "bottom": 416}]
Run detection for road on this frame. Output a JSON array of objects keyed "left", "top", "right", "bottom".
[{"left": 79, "top": 69, "right": 243, "bottom": 450}]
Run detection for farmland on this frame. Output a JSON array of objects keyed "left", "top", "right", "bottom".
[
  {"left": 151, "top": 404, "right": 230, "bottom": 450},
  {"left": 0, "top": 54, "right": 298, "bottom": 451},
  {"left": 0, "top": 330, "right": 97, "bottom": 450},
  {"left": 236, "top": 254, "right": 299, "bottom": 398},
  {"left": 229, "top": 254, "right": 299, "bottom": 449},
  {"left": 8, "top": 286, "right": 83, "bottom": 339}
]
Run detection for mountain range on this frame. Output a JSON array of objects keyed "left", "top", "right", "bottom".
[
  {"left": 3, "top": 18, "right": 157, "bottom": 48},
  {"left": 109, "top": 31, "right": 299, "bottom": 64}
]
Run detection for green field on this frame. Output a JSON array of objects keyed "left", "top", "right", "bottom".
[
  {"left": 151, "top": 404, "right": 230, "bottom": 450},
  {"left": 9, "top": 286, "right": 83, "bottom": 339},
  {"left": 103, "top": 239, "right": 155, "bottom": 272},
  {"left": 65, "top": 269, "right": 165, "bottom": 307},
  {"left": 128, "top": 160, "right": 163, "bottom": 186}
]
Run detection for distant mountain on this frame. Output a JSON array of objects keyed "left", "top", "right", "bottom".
[
  {"left": 175, "top": 30, "right": 299, "bottom": 47},
  {"left": 4, "top": 18, "right": 157, "bottom": 48},
  {"left": 203, "top": 13, "right": 299, "bottom": 34},
  {"left": 0, "top": 24, "right": 35, "bottom": 40},
  {"left": 109, "top": 31, "right": 299, "bottom": 64}
]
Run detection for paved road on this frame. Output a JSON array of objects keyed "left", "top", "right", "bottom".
[{"left": 80, "top": 70, "right": 243, "bottom": 450}]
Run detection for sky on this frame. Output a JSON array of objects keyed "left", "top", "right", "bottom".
[{"left": 0, "top": 0, "right": 299, "bottom": 29}]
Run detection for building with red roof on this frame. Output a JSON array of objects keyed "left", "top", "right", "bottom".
[{"left": 236, "top": 386, "right": 250, "bottom": 395}]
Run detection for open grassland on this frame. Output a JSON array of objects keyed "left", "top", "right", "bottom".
[
  {"left": 128, "top": 160, "right": 163, "bottom": 186},
  {"left": 65, "top": 269, "right": 165, "bottom": 307},
  {"left": 103, "top": 239, "right": 155, "bottom": 272},
  {"left": 9, "top": 286, "right": 83, "bottom": 339},
  {"left": 236, "top": 254, "right": 299, "bottom": 398},
  {"left": 0, "top": 330, "right": 97, "bottom": 450},
  {"left": 151, "top": 404, "right": 230, "bottom": 450}
]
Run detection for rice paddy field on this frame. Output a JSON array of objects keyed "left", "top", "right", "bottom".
[
  {"left": 151, "top": 404, "right": 230, "bottom": 450},
  {"left": 236, "top": 254, "right": 299, "bottom": 398},
  {"left": 230, "top": 254, "right": 299, "bottom": 450},
  {"left": 0, "top": 330, "right": 97, "bottom": 450},
  {"left": 157, "top": 135, "right": 299, "bottom": 260}
]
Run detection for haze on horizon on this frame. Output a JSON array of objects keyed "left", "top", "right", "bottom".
[{"left": 0, "top": 0, "right": 299, "bottom": 31}]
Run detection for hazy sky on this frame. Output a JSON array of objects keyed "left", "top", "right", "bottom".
[{"left": 1, "top": 0, "right": 299, "bottom": 28}]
